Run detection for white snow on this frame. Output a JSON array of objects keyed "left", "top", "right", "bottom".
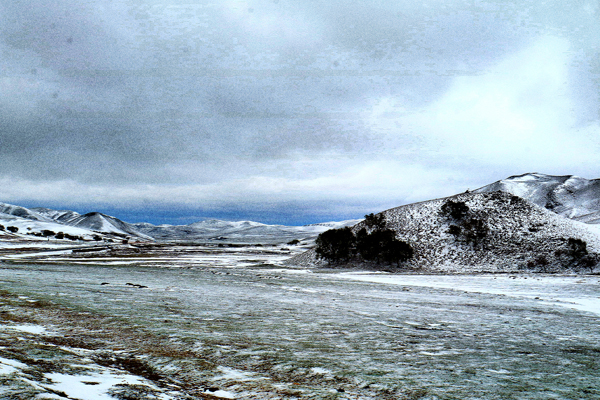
[
  {"left": 212, "top": 366, "right": 259, "bottom": 382},
  {"left": 203, "top": 389, "right": 236, "bottom": 399},
  {"left": 44, "top": 370, "right": 173, "bottom": 400},
  {"left": 0, "top": 356, "right": 28, "bottom": 375},
  {"left": 335, "top": 273, "right": 600, "bottom": 316},
  {"left": 6, "top": 324, "right": 48, "bottom": 334}
]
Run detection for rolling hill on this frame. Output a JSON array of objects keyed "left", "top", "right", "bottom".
[
  {"left": 289, "top": 190, "right": 600, "bottom": 273},
  {"left": 474, "top": 173, "right": 600, "bottom": 224},
  {"left": 0, "top": 201, "right": 360, "bottom": 244}
]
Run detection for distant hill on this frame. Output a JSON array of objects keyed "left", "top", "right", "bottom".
[
  {"left": 289, "top": 191, "right": 600, "bottom": 273},
  {"left": 132, "top": 219, "right": 362, "bottom": 244},
  {"left": 474, "top": 173, "right": 600, "bottom": 224},
  {"left": 0, "top": 203, "right": 52, "bottom": 222},
  {"left": 33, "top": 208, "right": 152, "bottom": 240},
  {"left": 1, "top": 201, "right": 360, "bottom": 244},
  {"left": 0, "top": 203, "right": 150, "bottom": 241}
]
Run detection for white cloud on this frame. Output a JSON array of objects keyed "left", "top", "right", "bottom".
[{"left": 366, "top": 36, "right": 599, "bottom": 177}]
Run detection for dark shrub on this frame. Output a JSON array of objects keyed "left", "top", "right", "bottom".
[
  {"left": 462, "top": 217, "right": 489, "bottom": 247},
  {"left": 579, "top": 253, "right": 599, "bottom": 273},
  {"left": 356, "top": 228, "right": 412, "bottom": 265},
  {"left": 315, "top": 227, "right": 356, "bottom": 263},
  {"left": 448, "top": 225, "right": 461, "bottom": 236},
  {"left": 64, "top": 233, "right": 79, "bottom": 241},
  {"left": 381, "top": 238, "right": 414, "bottom": 266},
  {"left": 440, "top": 200, "right": 469, "bottom": 220},
  {"left": 567, "top": 238, "right": 588, "bottom": 259},
  {"left": 364, "top": 213, "right": 387, "bottom": 230},
  {"left": 555, "top": 238, "right": 596, "bottom": 271},
  {"left": 7, "top": 226, "right": 18, "bottom": 233},
  {"left": 526, "top": 255, "right": 550, "bottom": 272},
  {"left": 316, "top": 214, "right": 414, "bottom": 267}
]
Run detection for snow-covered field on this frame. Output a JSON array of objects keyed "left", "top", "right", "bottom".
[{"left": 0, "top": 244, "right": 599, "bottom": 399}]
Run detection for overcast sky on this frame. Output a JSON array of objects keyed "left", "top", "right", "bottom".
[{"left": 1, "top": 0, "right": 599, "bottom": 225}]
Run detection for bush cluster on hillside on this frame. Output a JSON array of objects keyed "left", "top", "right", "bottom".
[
  {"left": 439, "top": 199, "right": 489, "bottom": 248},
  {"left": 315, "top": 214, "right": 413, "bottom": 267},
  {"left": 556, "top": 238, "right": 599, "bottom": 272}
]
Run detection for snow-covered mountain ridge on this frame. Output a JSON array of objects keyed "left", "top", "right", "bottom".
[
  {"left": 0, "top": 201, "right": 359, "bottom": 244},
  {"left": 289, "top": 190, "right": 600, "bottom": 273},
  {"left": 474, "top": 173, "right": 600, "bottom": 224},
  {"left": 0, "top": 203, "right": 151, "bottom": 241},
  {"left": 132, "top": 218, "right": 361, "bottom": 243}
]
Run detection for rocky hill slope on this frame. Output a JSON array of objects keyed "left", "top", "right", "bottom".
[
  {"left": 289, "top": 191, "right": 600, "bottom": 273},
  {"left": 474, "top": 173, "right": 600, "bottom": 224}
]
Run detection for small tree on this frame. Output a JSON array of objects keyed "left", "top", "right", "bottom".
[
  {"left": 364, "top": 213, "right": 387, "bottom": 230},
  {"left": 356, "top": 226, "right": 413, "bottom": 266},
  {"left": 315, "top": 227, "right": 356, "bottom": 263},
  {"left": 448, "top": 225, "right": 461, "bottom": 237},
  {"left": 316, "top": 213, "right": 414, "bottom": 267},
  {"left": 382, "top": 239, "right": 414, "bottom": 266},
  {"left": 579, "top": 253, "right": 599, "bottom": 273},
  {"left": 7, "top": 226, "right": 18, "bottom": 233},
  {"left": 461, "top": 217, "right": 489, "bottom": 247},
  {"left": 356, "top": 227, "right": 387, "bottom": 262},
  {"left": 440, "top": 200, "right": 469, "bottom": 220},
  {"left": 567, "top": 238, "right": 588, "bottom": 259}
]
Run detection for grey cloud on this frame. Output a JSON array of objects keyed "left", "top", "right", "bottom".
[{"left": 1, "top": 0, "right": 599, "bottom": 222}]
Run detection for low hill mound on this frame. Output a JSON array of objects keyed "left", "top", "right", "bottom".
[{"left": 289, "top": 191, "right": 600, "bottom": 273}]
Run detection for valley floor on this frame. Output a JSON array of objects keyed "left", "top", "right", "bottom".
[{"left": 0, "top": 243, "right": 599, "bottom": 399}]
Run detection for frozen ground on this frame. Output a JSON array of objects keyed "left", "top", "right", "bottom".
[{"left": 0, "top": 244, "right": 599, "bottom": 399}]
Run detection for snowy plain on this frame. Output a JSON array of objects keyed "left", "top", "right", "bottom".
[{"left": 0, "top": 243, "right": 599, "bottom": 399}]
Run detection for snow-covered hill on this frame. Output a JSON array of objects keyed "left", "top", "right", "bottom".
[
  {"left": 0, "top": 202, "right": 52, "bottom": 222},
  {"left": 1, "top": 200, "right": 360, "bottom": 244},
  {"left": 133, "top": 219, "right": 362, "bottom": 243},
  {"left": 32, "top": 207, "right": 150, "bottom": 238},
  {"left": 474, "top": 173, "right": 600, "bottom": 224},
  {"left": 289, "top": 191, "right": 600, "bottom": 273},
  {"left": 54, "top": 211, "right": 151, "bottom": 240},
  {"left": 0, "top": 212, "right": 104, "bottom": 242},
  {"left": 0, "top": 203, "right": 150, "bottom": 241}
]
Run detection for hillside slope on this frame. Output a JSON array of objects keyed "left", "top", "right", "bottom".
[
  {"left": 289, "top": 191, "right": 600, "bottom": 273},
  {"left": 0, "top": 213, "right": 113, "bottom": 242},
  {"left": 0, "top": 203, "right": 52, "bottom": 222},
  {"left": 0, "top": 203, "right": 151, "bottom": 241},
  {"left": 31, "top": 208, "right": 151, "bottom": 239},
  {"left": 474, "top": 173, "right": 600, "bottom": 224}
]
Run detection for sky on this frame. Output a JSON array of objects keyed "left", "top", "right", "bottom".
[{"left": 1, "top": 0, "right": 599, "bottom": 225}]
